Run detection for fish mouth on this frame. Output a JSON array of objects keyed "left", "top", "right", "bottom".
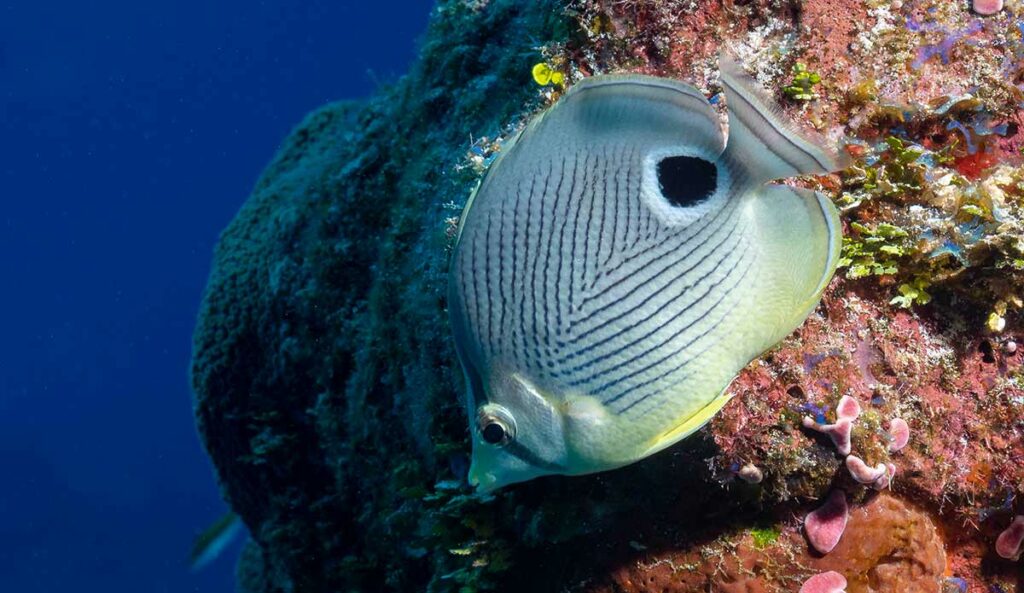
[
  {"left": 467, "top": 462, "right": 500, "bottom": 492},
  {"left": 466, "top": 441, "right": 564, "bottom": 492}
]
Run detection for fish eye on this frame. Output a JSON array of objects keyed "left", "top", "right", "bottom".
[
  {"left": 656, "top": 155, "right": 717, "bottom": 208},
  {"left": 481, "top": 422, "right": 507, "bottom": 445},
  {"left": 476, "top": 405, "right": 516, "bottom": 446}
]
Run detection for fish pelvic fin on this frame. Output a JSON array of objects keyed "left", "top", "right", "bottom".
[{"left": 718, "top": 52, "right": 850, "bottom": 185}]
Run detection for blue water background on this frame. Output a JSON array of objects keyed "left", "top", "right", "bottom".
[{"left": 0, "top": 2, "right": 430, "bottom": 590}]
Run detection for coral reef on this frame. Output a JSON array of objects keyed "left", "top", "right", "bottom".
[
  {"left": 191, "top": 0, "right": 1024, "bottom": 591},
  {"left": 586, "top": 494, "right": 946, "bottom": 593}
]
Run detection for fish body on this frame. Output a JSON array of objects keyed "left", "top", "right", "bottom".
[{"left": 448, "top": 55, "right": 846, "bottom": 490}]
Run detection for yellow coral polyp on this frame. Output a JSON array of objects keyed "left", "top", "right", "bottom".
[{"left": 532, "top": 62, "right": 564, "bottom": 87}]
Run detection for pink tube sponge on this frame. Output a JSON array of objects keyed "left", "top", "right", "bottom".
[
  {"left": 804, "top": 489, "right": 849, "bottom": 554},
  {"left": 800, "top": 571, "right": 847, "bottom": 593},
  {"left": 887, "top": 418, "right": 910, "bottom": 452},
  {"left": 803, "top": 416, "right": 854, "bottom": 455},
  {"left": 836, "top": 395, "right": 861, "bottom": 421},
  {"left": 972, "top": 0, "right": 1003, "bottom": 16},
  {"left": 871, "top": 463, "right": 897, "bottom": 491},
  {"left": 995, "top": 515, "right": 1024, "bottom": 560},
  {"left": 846, "top": 454, "right": 887, "bottom": 485}
]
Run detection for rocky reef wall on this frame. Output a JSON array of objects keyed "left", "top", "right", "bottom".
[{"left": 191, "top": 1, "right": 1024, "bottom": 591}]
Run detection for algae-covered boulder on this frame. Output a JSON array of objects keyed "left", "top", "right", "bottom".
[{"left": 192, "top": 1, "right": 1024, "bottom": 591}]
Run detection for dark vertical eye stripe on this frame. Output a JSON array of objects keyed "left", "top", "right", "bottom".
[{"left": 504, "top": 440, "right": 565, "bottom": 471}]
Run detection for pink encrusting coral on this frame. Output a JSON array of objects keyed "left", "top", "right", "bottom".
[
  {"left": 887, "top": 418, "right": 910, "bottom": 453},
  {"left": 802, "top": 417, "right": 854, "bottom": 456},
  {"left": 805, "top": 490, "right": 849, "bottom": 554},
  {"left": 800, "top": 571, "right": 847, "bottom": 593},
  {"left": 996, "top": 515, "right": 1024, "bottom": 560},
  {"left": 845, "top": 455, "right": 887, "bottom": 485}
]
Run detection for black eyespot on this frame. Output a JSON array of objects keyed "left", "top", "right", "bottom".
[
  {"left": 656, "top": 155, "right": 717, "bottom": 208},
  {"left": 481, "top": 422, "right": 507, "bottom": 445}
]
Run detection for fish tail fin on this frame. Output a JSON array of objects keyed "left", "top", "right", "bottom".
[
  {"left": 744, "top": 184, "right": 841, "bottom": 345},
  {"left": 189, "top": 511, "right": 243, "bottom": 572},
  {"left": 718, "top": 52, "right": 850, "bottom": 185}
]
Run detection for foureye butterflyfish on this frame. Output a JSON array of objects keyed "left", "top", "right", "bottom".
[{"left": 448, "top": 54, "right": 846, "bottom": 491}]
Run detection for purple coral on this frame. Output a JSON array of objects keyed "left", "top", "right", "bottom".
[{"left": 911, "top": 20, "right": 983, "bottom": 70}]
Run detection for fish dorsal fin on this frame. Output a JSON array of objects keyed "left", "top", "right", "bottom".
[
  {"left": 535, "top": 73, "right": 727, "bottom": 162},
  {"left": 719, "top": 53, "right": 849, "bottom": 184},
  {"left": 454, "top": 74, "right": 725, "bottom": 246}
]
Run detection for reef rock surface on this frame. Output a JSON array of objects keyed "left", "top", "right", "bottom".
[{"left": 191, "top": 1, "right": 1024, "bottom": 591}]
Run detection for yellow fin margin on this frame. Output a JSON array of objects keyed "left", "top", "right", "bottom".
[{"left": 640, "top": 390, "right": 733, "bottom": 457}]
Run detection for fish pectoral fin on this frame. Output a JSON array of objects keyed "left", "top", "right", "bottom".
[
  {"left": 718, "top": 52, "right": 850, "bottom": 183},
  {"left": 641, "top": 390, "right": 734, "bottom": 458},
  {"left": 745, "top": 183, "right": 841, "bottom": 344}
]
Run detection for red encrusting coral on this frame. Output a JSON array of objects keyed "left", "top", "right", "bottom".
[
  {"left": 586, "top": 494, "right": 946, "bottom": 593},
  {"left": 710, "top": 287, "right": 1024, "bottom": 591}
]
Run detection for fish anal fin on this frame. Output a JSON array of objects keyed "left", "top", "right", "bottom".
[
  {"left": 719, "top": 52, "right": 850, "bottom": 184},
  {"left": 641, "top": 389, "right": 733, "bottom": 458}
]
